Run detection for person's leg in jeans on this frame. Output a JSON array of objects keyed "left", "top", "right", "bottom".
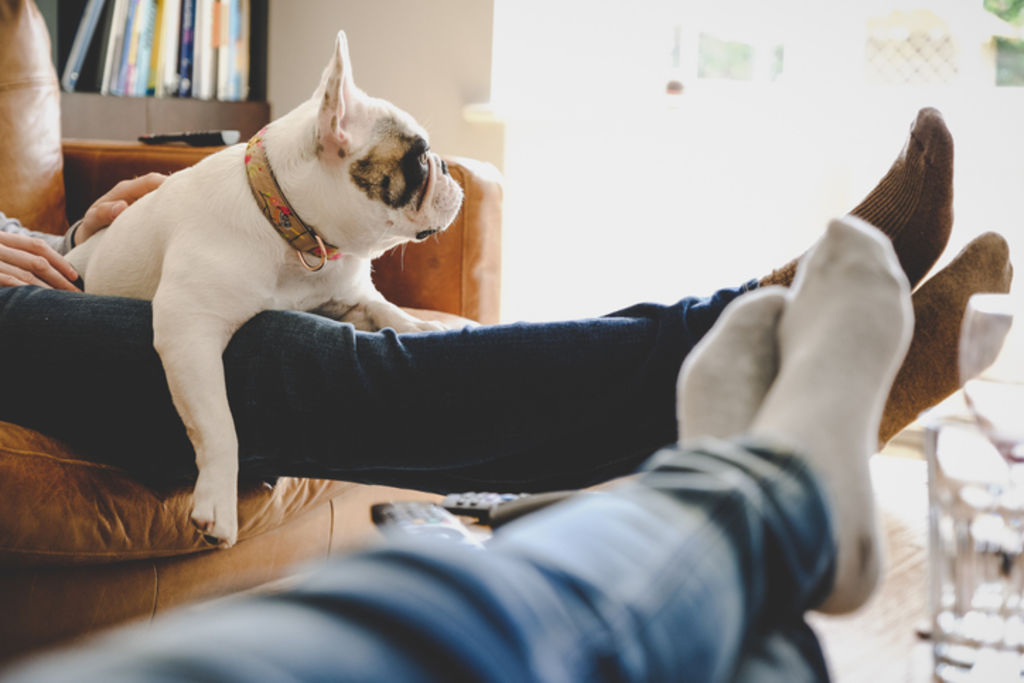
[
  {"left": 0, "top": 282, "right": 751, "bottom": 491},
  {"left": 2, "top": 216, "right": 913, "bottom": 682}
]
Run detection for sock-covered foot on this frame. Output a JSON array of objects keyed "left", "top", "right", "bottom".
[
  {"left": 677, "top": 287, "right": 786, "bottom": 445},
  {"left": 879, "top": 231, "right": 1013, "bottom": 444},
  {"left": 750, "top": 216, "right": 913, "bottom": 614},
  {"left": 760, "top": 108, "right": 954, "bottom": 290}
]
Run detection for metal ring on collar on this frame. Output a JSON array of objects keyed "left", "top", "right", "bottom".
[{"left": 296, "top": 234, "right": 328, "bottom": 272}]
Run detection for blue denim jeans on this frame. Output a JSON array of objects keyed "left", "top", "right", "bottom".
[
  {"left": 2, "top": 440, "right": 835, "bottom": 682},
  {"left": 0, "top": 283, "right": 753, "bottom": 492}
]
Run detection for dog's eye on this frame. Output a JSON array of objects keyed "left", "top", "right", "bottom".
[{"left": 413, "top": 139, "right": 430, "bottom": 166}]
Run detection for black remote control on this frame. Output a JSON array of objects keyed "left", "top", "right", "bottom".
[
  {"left": 138, "top": 130, "right": 241, "bottom": 146},
  {"left": 370, "top": 501, "right": 486, "bottom": 548},
  {"left": 440, "top": 491, "right": 529, "bottom": 520},
  {"left": 441, "top": 490, "right": 583, "bottom": 528}
]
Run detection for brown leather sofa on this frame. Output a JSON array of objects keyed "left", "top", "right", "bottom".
[{"left": 0, "top": 0, "right": 502, "bottom": 664}]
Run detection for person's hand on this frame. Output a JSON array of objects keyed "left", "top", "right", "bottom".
[
  {"left": 74, "top": 172, "right": 167, "bottom": 246},
  {"left": 0, "top": 173, "right": 167, "bottom": 290},
  {"left": 0, "top": 231, "right": 81, "bottom": 290}
]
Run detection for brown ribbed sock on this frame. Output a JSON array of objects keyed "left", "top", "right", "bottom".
[
  {"left": 760, "top": 107, "right": 954, "bottom": 290},
  {"left": 879, "top": 232, "right": 1013, "bottom": 444}
]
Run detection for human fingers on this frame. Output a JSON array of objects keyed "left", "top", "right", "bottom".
[
  {"left": 78, "top": 199, "right": 129, "bottom": 243},
  {"left": 101, "top": 172, "right": 167, "bottom": 204},
  {"left": 0, "top": 233, "right": 80, "bottom": 290},
  {"left": 76, "top": 173, "right": 166, "bottom": 244}
]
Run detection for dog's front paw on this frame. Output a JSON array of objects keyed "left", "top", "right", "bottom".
[
  {"left": 409, "top": 318, "right": 449, "bottom": 333},
  {"left": 380, "top": 316, "right": 449, "bottom": 334},
  {"left": 190, "top": 474, "right": 239, "bottom": 548}
]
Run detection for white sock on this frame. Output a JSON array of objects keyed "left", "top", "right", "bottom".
[
  {"left": 677, "top": 287, "right": 786, "bottom": 445},
  {"left": 749, "top": 216, "right": 913, "bottom": 614}
]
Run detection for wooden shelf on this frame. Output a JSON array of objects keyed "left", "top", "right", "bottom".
[{"left": 61, "top": 92, "right": 270, "bottom": 141}]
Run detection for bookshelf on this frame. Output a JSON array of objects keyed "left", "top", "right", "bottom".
[{"left": 40, "top": 0, "right": 270, "bottom": 141}]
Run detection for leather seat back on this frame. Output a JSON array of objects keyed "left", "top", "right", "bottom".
[{"left": 0, "top": 0, "right": 66, "bottom": 234}]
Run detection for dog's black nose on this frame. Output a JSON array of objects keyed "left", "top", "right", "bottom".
[{"left": 440, "top": 159, "right": 449, "bottom": 176}]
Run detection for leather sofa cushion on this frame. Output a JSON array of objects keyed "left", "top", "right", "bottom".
[
  {"left": 0, "top": 0, "right": 66, "bottom": 235},
  {"left": 0, "top": 421, "right": 352, "bottom": 567}
]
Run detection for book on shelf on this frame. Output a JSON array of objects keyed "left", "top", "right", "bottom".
[
  {"left": 57, "top": 0, "right": 256, "bottom": 101},
  {"left": 208, "top": 0, "right": 249, "bottom": 101},
  {"left": 60, "top": 0, "right": 106, "bottom": 92},
  {"left": 215, "top": 0, "right": 231, "bottom": 100},
  {"left": 215, "top": 0, "right": 249, "bottom": 101},
  {"left": 100, "top": 0, "right": 128, "bottom": 94},
  {"left": 177, "top": 0, "right": 196, "bottom": 96},
  {"left": 90, "top": 1, "right": 118, "bottom": 91},
  {"left": 232, "top": 0, "right": 252, "bottom": 101},
  {"left": 112, "top": 0, "right": 139, "bottom": 96},
  {"left": 154, "top": 0, "right": 183, "bottom": 96},
  {"left": 131, "top": 0, "right": 158, "bottom": 96},
  {"left": 192, "top": 0, "right": 215, "bottom": 99}
]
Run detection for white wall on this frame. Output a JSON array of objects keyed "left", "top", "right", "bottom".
[{"left": 266, "top": 0, "right": 503, "bottom": 167}]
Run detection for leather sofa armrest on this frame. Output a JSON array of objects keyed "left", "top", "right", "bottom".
[{"left": 61, "top": 140, "right": 503, "bottom": 323}]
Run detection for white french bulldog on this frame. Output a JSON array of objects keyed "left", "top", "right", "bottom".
[{"left": 66, "top": 31, "right": 464, "bottom": 547}]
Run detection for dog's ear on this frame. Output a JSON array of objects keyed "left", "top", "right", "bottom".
[{"left": 314, "top": 30, "right": 358, "bottom": 159}]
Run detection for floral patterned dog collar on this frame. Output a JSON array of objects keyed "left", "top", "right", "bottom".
[{"left": 245, "top": 126, "right": 342, "bottom": 272}]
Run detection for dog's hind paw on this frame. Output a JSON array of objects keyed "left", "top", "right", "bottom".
[{"left": 191, "top": 495, "right": 239, "bottom": 548}]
